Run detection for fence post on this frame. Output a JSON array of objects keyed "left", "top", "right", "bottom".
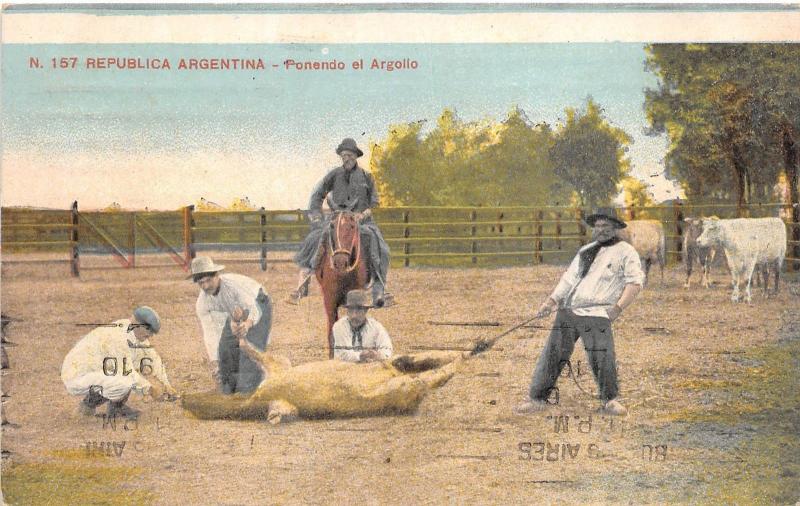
[
  {"left": 183, "top": 205, "right": 195, "bottom": 268},
  {"left": 470, "top": 210, "right": 478, "bottom": 264},
  {"left": 129, "top": 212, "right": 136, "bottom": 268},
  {"left": 577, "top": 208, "right": 587, "bottom": 247},
  {"left": 70, "top": 201, "right": 80, "bottom": 277},
  {"left": 673, "top": 201, "right": 684, "bottom": 264},
  {"left": 628, "top": 206, "right": 636, "bottom": 221},
  {"left": 555, "top": 211, "right": 562, "bottom": 251},
  {"left": 260, "top": 207, "right": 267, "bottom": 271},
  {"left": 403, "top": 211, "right": 410, "bottom": 267},
  {"left": 536, "top": 210, "right": 544, "bottom": 264}
]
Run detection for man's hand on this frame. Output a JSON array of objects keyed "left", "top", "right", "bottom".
[
  {"left": 148, "top": 382, "right": 164, "bottom": 400},
  {"left": 358, "top": 209, "right": 372, "bottom": 222},
  {"left": 209, "top": 360, "right": 220, "bottom": 383},
  {"left": 535, "top": 298, "right": 558, "bottom": 318},
  {"left": 163, "top": 387, "right": 180, "bottom": 402},
  {"left": 606, "top": 304, "right": 622, "bottom": 321},
  {"left": 232, "top": 319, "right": 253, "bottom": 339},
  {"left": 359, "top": 349, "right": 381, "bottom": 363}
]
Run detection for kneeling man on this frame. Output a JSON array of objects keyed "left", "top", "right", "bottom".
[
  {"left": 333, "top": 290, "right": 393, "bottom": 363},
  {"left": 61, "top": 306, "right": 177, "bottom": 419}
]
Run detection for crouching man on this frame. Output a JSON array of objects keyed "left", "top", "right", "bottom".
[
  {"left": 333, "top": 290, "right": 392, "bottom": 363},
  {"left": 61, "top": 306, "right": 177, "bottom": 419},
  {"left": 191, "top": 256, "right": 273, "bottom": 394}
]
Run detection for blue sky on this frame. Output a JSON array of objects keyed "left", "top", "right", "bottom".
[{"left": 1, "top": 42, "right": 675, "bottom": 209}]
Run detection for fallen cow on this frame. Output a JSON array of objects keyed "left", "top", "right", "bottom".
[{"left": 181, "top": 341, "right": 464, "bottom": 423}]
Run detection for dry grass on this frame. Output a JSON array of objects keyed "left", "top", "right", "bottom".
[{"left": 2, "top": 257, "right": 799, "bottom": 505}]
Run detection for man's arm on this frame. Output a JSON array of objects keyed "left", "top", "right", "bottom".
[
  {"left": 372, "top": 320, "right": 393, "bottom": 360},
  {"left": 365, "top": 171, "right": 379, "bottom": 209},
  {"left": 146, "top": 351, "right": 178, "bottom": 397},
  {"left": 606, "top": 247, "right": 645, "bottom": 320},
  {"left": 536, "top": 254, "right": 581, "bottom": 316},
  {"left": 606, "top": 283, "right": 642, "bottom": 321},
  {"left": 196, "top": 296, "right": 223, "bottom": 363},
  {"left": 308, "top": 170, "right": 336, "bottom": 216}
]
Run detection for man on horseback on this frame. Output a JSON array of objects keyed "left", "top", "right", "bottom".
[{"left": 289, "top": 138, "right": 391, "bottom": 307}]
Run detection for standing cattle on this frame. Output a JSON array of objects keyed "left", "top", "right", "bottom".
[
  {"left": 696, "top": 217, "right": 786, "bottom": 303},
  {"left": 683, "top": 218, "right": 718, "bottom": 288},
  {"left": 618, "top": 220, "right": 665, "bottom": 284}
]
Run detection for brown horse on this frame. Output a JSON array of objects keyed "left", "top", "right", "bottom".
[{"left": 316, "top": 211, "right": 370, "bottom": 358}]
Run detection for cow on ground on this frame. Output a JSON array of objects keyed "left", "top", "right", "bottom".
[
  {"left": 618, "top": 220, "right": 665, "bottom": 284},
  {"left": 683, "top": 217, "right": 718, "bottom": 288},
  {"left": 696, "top": 217, "right": 786, "bottom": 303}
]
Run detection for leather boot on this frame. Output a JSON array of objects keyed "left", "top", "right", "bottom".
[
  {"left": 80, "top": 385, "right": 107, "bottom": 417},
  {"left": 107, "top": 391, "right": 139, "bottom": 420}
]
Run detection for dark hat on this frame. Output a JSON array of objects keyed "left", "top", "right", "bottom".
[
  {"left": 585, "top": 207, "right": 627, "bottom": 229},
  {"left": 336, "top": 138, "right": 364, "bottom": 158},
  {"left": 343, "top": 289, "right": 372, "bottom": 309},
  {"left": 133, "top": 306, "right": 161, "bottom": 334}
]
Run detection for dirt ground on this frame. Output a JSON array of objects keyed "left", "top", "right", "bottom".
[{"left": 1, "top": 256, "right": 800, "bottom": 505}]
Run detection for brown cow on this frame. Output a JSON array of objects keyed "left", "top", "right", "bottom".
[
  {"left": 683, "top": 218, "right": 718, "bottom": 288},
  {"left": 618, "top": 220, "right": 665, "bottom": 284}
]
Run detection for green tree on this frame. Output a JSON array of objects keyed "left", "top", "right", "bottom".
[
  {"left": 644, "top": 44, "right": 791, "bottom": 211},
  {"left": 372, "top": 107, "right": 565, "bottom": 206},
  {"left": 471, "top": 107, "right": 565, "bottom": 206},
  {"left": 549, "top": 98, "right": 632, "bottom": 207}
]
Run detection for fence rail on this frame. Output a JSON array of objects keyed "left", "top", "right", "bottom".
[{"left": 2, "top": 201, "right": 799, "bottom": 276}]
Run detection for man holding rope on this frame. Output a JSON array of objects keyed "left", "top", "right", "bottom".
[{"left": 515, "top": 208, "right": 644, "bottom": 416}]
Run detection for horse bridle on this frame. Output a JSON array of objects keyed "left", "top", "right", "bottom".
[{"left": 327, "top": 212, "right": 362, "bottom": 273}]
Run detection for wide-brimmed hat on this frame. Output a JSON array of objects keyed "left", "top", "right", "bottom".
[
  {"left": 335, "top": 138, "right": 364, "bottom": 158},
  {"left": 187, "top": 256, "right": 225, "bottom": 279},
  {"left": 343, "top": 289, "right": 372, "bottom": 309},
  {"left": 133, "top": 306, "right": 161, "bottom": 334},
  {"left": 585, "top": 207, "right": 627, "bottom": 229}
]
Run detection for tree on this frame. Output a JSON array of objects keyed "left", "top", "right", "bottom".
[
  {"left": 644, "top": 44, "right": 789, "bottom": 211},
  {"left": 549, "top": 98, "right": 632, "bottom": 208},
  {"left": 619, "top": 176, "right": 656, "bottom": 218},
  {"left": 371, "top": 107, "right": 566, "bottom": 207}
]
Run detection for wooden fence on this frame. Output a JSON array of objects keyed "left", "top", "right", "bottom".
[{"left": 2, "top": 201, "right": 799, "bottom": 276}]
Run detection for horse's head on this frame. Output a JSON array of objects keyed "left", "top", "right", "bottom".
[{"left": 328, "top": 212, "right": 361, "bottom": 272}]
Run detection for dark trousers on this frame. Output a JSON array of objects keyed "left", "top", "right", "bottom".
[
  {"left": 529, "top": 309, "right": 619, "bottom": 402},
  {"left": 217, "top": 290, "right": 273, "bottom": 394}
]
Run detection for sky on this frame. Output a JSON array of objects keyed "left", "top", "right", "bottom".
[{"left": 1, "top": 42, "right": 680, "bottom": 210}]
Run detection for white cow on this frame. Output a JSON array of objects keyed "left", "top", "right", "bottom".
[
  {"left": 618, "top": 220, "right": 665, "bottom": 284},
  {"left": 696, "top": 217, "right": 786, "bottom": 303}
]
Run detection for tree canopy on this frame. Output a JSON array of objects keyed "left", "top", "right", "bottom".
[
  {"left": 645, "top": 44, "right": 800, "bottom": 213},
  {"left": 371, "top": 100, "right": 632, "bottom": 208}
]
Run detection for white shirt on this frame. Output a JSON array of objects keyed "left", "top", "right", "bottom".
[
  {"left": 61, "top": 319, "right": 173, "bottom": 392},
  {"left": 550, "top": 241, "right": 645, "bottom": 318},
  {"left": 195, "top": 273, "right": 266, "bottom": 361},
  {"left": 332, "top": 316, "right": 393, "bottom": 362}
]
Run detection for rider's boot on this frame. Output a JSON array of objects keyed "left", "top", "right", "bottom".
[
  {"left": 371, "top": 277, "right": 386, "bottom": 308},
  {"left": 287, "top": 269, "right": 312, "bottom": 305}
]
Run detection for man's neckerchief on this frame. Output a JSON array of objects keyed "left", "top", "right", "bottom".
[
  {"left": 349, "top": 319, "right": 366, "bottom": 350},
  {"left": 578, "top": 236, "right": 622, "bottom": 278}
]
